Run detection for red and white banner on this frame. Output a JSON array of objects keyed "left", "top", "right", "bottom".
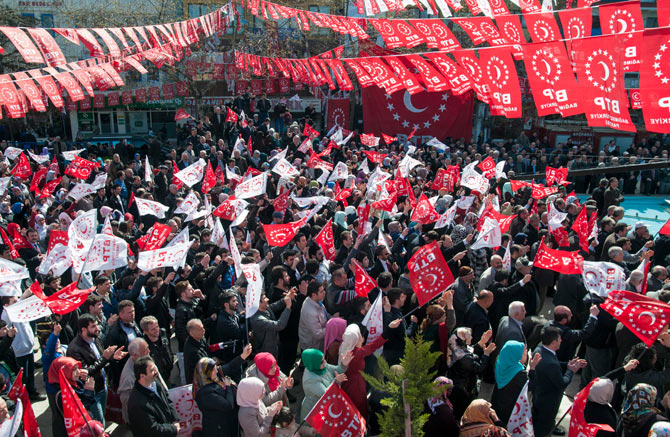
[
  {"left": 315, "top": 219, "right": 336, "bottom": 261},
  {"left": 545, "top": 166, "right": 568, "bottom": 185},
  {"left": 0, "top": 27, "right": 44, "bottom": 64},
  {"left": 558, "top": 8, "right": 592, "bottom": 39},
  {"left": 168, "top": 384, "right": 203, "bottom": 437},
  {"left": 471, "top": 216, "right": 502, "bottom": 249},
  {"left": 569, "top": 379, "right": 614, "bottom": 437},
  {"left": 135, "top": 197, "right": 170, "bottom": 218},
  {"left": 533, "top": 237, "right": 584, "bottom": 274},
  {"left": 601, "top": 289, "right": 670, "bottom": 346},
  {"left": 242, "top": 263, "right": 263, "bottom": 318},
  {"left": 524, "top": 12, "right": 561, "bottom": 43},
  {"left": 234, "top": 171, "right": 267, "bottom": 199},
  {"left": 272, "top": 158, "right": 300, "bottom": 178},
  {"left": 352, "top": 259, "right": 377, "bottom": 298},
  {"left": 640, "top": 28, "right": 670, "bottom": 133},
  {"left": 58, "top": 368, "right": 92, "bottom": 437},
  {"left": 174, "top": 159, "right": 206, "bottom": 187},
  {"left": 137, "top": 240, "right": 192, "bottom": 271},
  {"left": 582, "top": 261, "right": 626, "bottom": 298},
  {"left": 326, "top": 98, "right": 350, "bottom": 132},
  {"left": 507, "top": 382, "right": 533, "bottom": 436},
  {"left": 68, "top": 210, "right": 97, "bottom": 274},
  {"left": 82, "top": 234, "right": 128, "bottom": 273},
  {"left": 65, "top": 156, "right": 100, "bottom": 180},
  {"left": 599, "top": 1, "right": 642, "bottom": 72},
  {"left": 362, "top": 292, "right": 383, "bottom": 345},
  {"left": 410, "top": 193, "right": 441, "bottom": 224},
  {"left": 571, "top": 34, "right": 636, "bottom": 132},
  {"left": 263, "top": 219, "right": 305, "bottom": 247},
  {"left": 37, "top": 243, "right": 72, "bottom": 277},
  {"left": 408, "top": 241, "right": 454, "bottom": 307},
  {"left": 304, "top": 383, "right": 365, "bottom": 437},
  {"left": 138, "top": 223, "right": 172, "bottom": 251},
  {"left": 10, "top": 153, "right": 32, "bottom": 179},
  {"left": 44, "top": 283, "right": 93, "bottom": 315}
]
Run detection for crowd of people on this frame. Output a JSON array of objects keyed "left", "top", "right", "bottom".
[{"left": 0, "top": 102, "right": 669, "bottom": 437}]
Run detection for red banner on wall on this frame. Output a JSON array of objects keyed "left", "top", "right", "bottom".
[
  {"left": 326, "top": 98, "right": 350, "bottom": 131},
  {"left": 135, "top": 88, "right": 147, "bottom": 103}
]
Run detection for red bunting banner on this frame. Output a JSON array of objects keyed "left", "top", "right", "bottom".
[
  {"left": 0, "top": 27, "right": 44, "bottom": 64},
  {"left": 640, "top": 28, "right": 670, "bottom": 133},
  {"left": 599, "top": 1, "right": 643, "bottom": 72},
  {"left": 479, "top": 47, "right": 522, "bottom": 118},
  {"left": 558, "top": 8, "right": 593, "bottom": 39},
  {"left": 524, "top": 12, "right": 562, "bottom": 43}
]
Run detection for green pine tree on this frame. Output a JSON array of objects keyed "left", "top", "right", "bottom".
[{"left": 363, "top": 337, "right": 444, "bottom": 437}]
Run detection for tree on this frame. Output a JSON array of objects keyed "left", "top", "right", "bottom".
[
  {"left": 0, "top": 5, "right": 39, "bottom": 74},
  {"left": 363, "top": 337, "right": 444, "bottom": 437}
]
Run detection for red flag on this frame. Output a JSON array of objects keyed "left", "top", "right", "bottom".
[
  {"left": 452, "top": 18, "right": 486, "bottom": 45},
  {"left": 304, "top": 383, "right": 365, "bottom": 437},
  {"left": 0, "top": 28, "right": 43, "bottom": 64},
  {"left": 569, "top": 379, "right": 615, "bottom": 437},
  {"left": 558, "top": 8, "right": 592, "bottom": 40},
  {"left": 44, "top": 283, "right": 93, "bottom": 315},
  {"left": 45, "top": 230, "right": 68, "bottom": 254},
  {"left": 571, "top": 35, "right": 636, "bottom": 132},
  {"left": 59, "top": 367, "right": 93, "bottom": 437},
  {"left": 7, "top": 370, "right": 40, "bottom": 437},
  {"left": 10, "top": 153, "right": 32, "bottom": 179},
  {"left": 545, "top": 166, "right": 569, "bottom": 185},
  {"left": 357, "top": 57, "right": 404, "bottom": 95},
  {"left": 551, "top": 227, "right": 570, "bottom": 248},
  {"left": 10, "top": 227, "right": 33, "bottom": 251},
  {"left": 640, "top": 28, "right": 670, "bottom": 133},
  {"left": 522, "top": 42, "right": 583, "bottom": 117},
  {"left": 306, "top": 152, "right": 333, "bottom": 172},
  {"left": 212, "top": 195, "right": 241, "bottom": 220},
  {"left": 524, "top": 13, "right": 561, "bottom": 43},
  {"left": 601, "top": 289, "right": 670, "bottom": 346},
  {"left": 531, "top": 183, "right": 559, "bottom": 199},
  {"left": 174, "top": 108, "right": 192, "bottom": 121},
  {"left": 351, "top": 259, "right": 377, "bottom": 297},
  {"left": 372, "top": 193, "right": 397, "bottom": 212},
  {"left": 453, "top": 51, "right": 491, "bottom": 105},
  {"left": 383, "top": 56, "right": 424, "bottom": 95},
  {"left": 362, "top": 150, "right": 388, "bottom": 164},
  {"left": 314, "top": 219, "right": 336, "bottom": 261},
  {"left": 404, "top": 54, "right": 450, "bottom": 93},
  {"left": 533, "top": 237, "right": 584, "bottom": 274},
  {"left": 412, "top": 19, "right": 461, "bottom": 52},
  {"left": 660, "top": 0, "right": 670, "bottom": 27},
  {"left": 0, "top": 227, "right": 19, "bottom": 259},
  {"left": 411, "top": 193, "right": 441, "bottom": 225},
  {"left": 272, "top": 189, "right": 291, "bottom": 213},
  {"left": 477, "top": 156, "right": 497, "bottom": 179},
  {"left": 659, "top": 217, "right": 670, "bottom": 236},
  {"left": 479, "top": 47, "right": 522, "bottom": 118},
  {"left": 303, "top": 123, "right": 320, "bottom": 139},
  {"left": 202, "top": 161, "right": 217, "bottom": 194},
  {"left": 65, "top": 156, "right": 100, "bottom": 180},
  {"left": 408, "top": 241, "right": 455, "bottom": 307},
  {"left": 226, "top": 107, "right": 238, "bottom": 122},
  {"left": 629, "top": 89, "right": 642, "bottom": 110},
  {"left": 137, "top": 223, "right": 172, "bottom": 251},
  {"left": 572, "top": 206, "right": 590, "bottom": 252},
  {"left": 488, "top": 0, "right": 509, "bottom": 16},
  {"left": 326, "top": 99, "right": 350, "bottom": 133},
  {"left": 214, "top": 164, "right": 225, "bottom": 184},
  {"left": 430, "top": 169, "right": 456, "bottom": 192},
  {"left": 263, "top": 219, "right": 305, "bottom": 247},
  {"left": 599, "top": 1, "right": 643, "bottom": 72},
  {"left": 334, "top": 187, "right": 353, "bottom": 203},
  {"left": 357, "top": 203, "right": 370, "bottom": 236}
]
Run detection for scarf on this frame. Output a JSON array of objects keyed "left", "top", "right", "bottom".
[
  {"left": 622, "top": 383, "right": 661, "bottom": 433},
  {"left": 338, "top": 324, "right": 361, "bottom": 366},
  {"left": 495, "top": 341, "right": 525, "bottom": 389},
  {"left": 47, "top": 356, "right": 81, "bottom": 385},
  {"left": 447, "top": 329, "right": 473, "bottom": 368},
  {"left": 302, "top": 349, "right": 326, "bottom": 375},
  {"left": 324, "top": 318, "right": 347, "bottom": 352},
  {"left": 650, "top": 421, "right": 670, "bottom": 437},
  {"left": 427, "top": 376, "right": 453, "bottom": 414},
  {"left": 254, "top": 353, "right": 280, "bottom": 392},
  {"left": 192, "top": 357, "right": 224, "bottom": 397},
  {"left": 237, "top": 377, "right": 266, "bottom": 413},
  {"left": 587, "top": 378, "right": 614, "bottom": 405},
  {"left": 461, "top": 399, "right": 495, "bottom": 427}
]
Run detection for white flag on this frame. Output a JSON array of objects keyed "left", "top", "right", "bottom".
[
  {"left": 167, "top": 226, "right": 190, "bottom": 247},
  {"left": 397, "top": 155, "right": 422, "bottom": 178},
  {"left": 0, "top": 177, "right": 10, "bottom": 196},
  {"left": 507, "top": 382, "right": 534, "bottom": 436},
  {"left": 67, "top": 183, "right": 97, "bottom": 201},
  {"left": 92, "top": 173, "right": 107, "bottom": 190},
  {"left": 174, "top": 159, "right": 206, "bottom": 187},
  {"left": 3, "top": 147, "right": 22, "bottom": 160},
  {"left": 0, "top": 258, "right": 30, "bottom": 283},
  {"left": 168, "top": 384, "right": 203, "bottom": 437},
  {"left": 144, "top": 155, "right": 152, "bottom": 182},
  {"left": 82, "top": 234, "right": 129, "bottom": 273},
  {"left": 0, "top": 398, "right": 23, "bottom": 437},
  {"left": 495, "top": 160, "right": 507, "bottom": 179},
  {"left": 582, "top": 261, "right": 626, "bottom": 297},
  {"left": 68, "top": 209, "right": 97, "bottom": 274},
  {"left": 272, "top": 158, "right": 299, "bottom": 178},
  {"left": 503, "top": 241, "right": 512, "bottom": 272},
  {"left": 5, "top": 296, "right": 52, "bottom": 323},
  {"left": 37, "top": 243, "right": 73, "bottom": 277},
  {"left": 328, "top": 162, "right": 349, "bottom": 181},
  {"left": 547, "top": 202, "right": 568, "bottom": 231},
  {"left": 242, "top": 263, "right": 263, "bottom": 318},
  {"left": 138, "top": 241, "right": 193, "bottom": 271},
  {"left": 28, "top": 151, "right": 50, "bottom": 164},
  {"left": 427, "top": 137, "right": 447, "bottom": 151},
  {"left": 359, "top": 158, "right": 371, "bottom": 175},
  {"left": 226, "top": 166, "right": 242, "bottom": 182},
  {"left": 234, "top": 172, "right": 267, "bottom": 199},
  {"left": 211, "top": 218, "right": 225, "bottom": 248},
  {"left": 470, "top": 217, "right": 502, "bottom": 250},
  {"left": 456, "top": 196, "right": 475, "bottom": 210},
  {"left": 435, "top": 203, "right": 458, "bottom": 230},
  {"left": 229, "top": 228, "right": 243, "bottom": 274},
  {"left": 135, "top": 197, "right": 170, "bottom": 218},
  {"left": 174, "top": 191, "right": 200, "bottom": 215},
  {"left": 61, "top": 149, "right": 84, "bottom": 161},
  {"left": 461, "top": 169, "right": 490, "bottom": 194},
  {"left": 270, "top": 147, "right": 287, "bottom": 163},
  {"left": 317, "top": 170, "right": 331, "bottom": 186},
  {"left": 362, "top": 293, "right": 384, "bottom": 345}
]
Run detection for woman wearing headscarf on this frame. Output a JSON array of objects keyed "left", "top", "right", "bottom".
[
  {"left": 324, "top": 318, "right": 347, "bottom": 365},
  {"left": 339, "top": 320, "right": 401, "bottom": 420},
  {"left": 618, "top": 383, "right": 669, "bottom": 437},
  {"left": 300, "top": 348, "right": 353, "bottom": 422},
  {"left": 244, "top": 352, "right": 293, "bottom": 406},
  {"left": 237, "top": 377, "right": 282, "bottom": 437},
  {"left": 624, "top": 343, "right": 670, "bottom": 400},
  {"left": 491, "top": 341, "right": 541, "bottom": 427},
  {"left": 459, "top": 400, "right": 510, "bottom": 437},
  {"left": 448, "top": 327, "right": 496, "bottom": 420},
  {"left": 421, "top": 299, "right": 456, "bottom": 373},
  {"left": 424, "top": 376, "right": 460, "bottom": 436},
  {"left": 47, "top": 357, "right": 96, "bottom": 437},
  {"left": 193, "top": 357, "right": 237, "bottom": 436}
]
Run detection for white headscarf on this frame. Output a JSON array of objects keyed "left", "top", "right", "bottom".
[
  {"left": 236, "top": 377, "right": 267, "bottom": 411},
  {"left": 338, "top": 324, "right": 361, "bottom": 366}
]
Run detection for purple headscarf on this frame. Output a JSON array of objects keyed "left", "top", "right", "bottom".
[{"left": 323, "top": 317, "right": 347, "bottom": 352}]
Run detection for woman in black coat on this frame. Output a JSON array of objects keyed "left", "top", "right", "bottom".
[
  {"left": 491, "top": 340, "right": 540, "bottom": 427},
  {"left": 193, "top": 357, "right": 238, "bottom": 437}
]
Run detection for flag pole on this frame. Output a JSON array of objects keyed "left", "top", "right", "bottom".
[
  {"left": 75, "top": 234, "right": 99, "bottom": 288},
  {"left": 60, "top": 368, "right": 96, "bottom": 437},
  {"left": 292, "top": 382, "right": 337, "bottom": 436}
]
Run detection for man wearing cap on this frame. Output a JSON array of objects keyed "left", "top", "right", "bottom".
[
  {"left": 448, "top": 266, "right": 475, "bottom": 326},
  {"left": 629, "top": 221, "right": 652, "bottom": 253}
]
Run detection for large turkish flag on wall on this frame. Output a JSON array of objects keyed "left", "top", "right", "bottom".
[
  {"left": 326, "top": 98, "right": 350, "bottom": 132},
  {"left": 363, "top": 86, "right": 474, "bottom": 141}
]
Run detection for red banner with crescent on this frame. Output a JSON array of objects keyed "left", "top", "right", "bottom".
[{"left": 326, "top": 98, "right": 350, "bottom": 132}]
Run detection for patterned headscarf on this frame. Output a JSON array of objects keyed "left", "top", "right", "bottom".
[
  {"left": 427, "top": 376, "right": 454, "bottom": 414},
  {"left": 192, "top": 357, "right": 223, "bottom": 396},
  {"left": 622, "top": 383, "right": 661, "bottom": 433}
]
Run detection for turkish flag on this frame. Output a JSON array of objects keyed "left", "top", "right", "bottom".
[
  {"left": 10, "top": 153, "right": 32, "bottom": 179},
  {"left": 362, "top": 85, "right": 474, "bottom": 141},
  {"left": 571, "top": 34, "right": 636, "bottom": 132},
  {"left": 7, "top": 370, "right": 40, "bottom": 437},
  {"left": 599, "top": 1, "right": 643, "bottom": 72},
  {"left": 326, "top": 98, "right": 350, "bottom": 132},
  {"left": 533, "top": 237, "right": 584, "bottom": 274},
  {"left": 263, "top": 219, "right": 304, "bottom": 247},
  {"left": 640, "top": 28, "right": 670, "bottom": 133},
  {"left": 315, "top": 219, "right": 336, "bottom": 261},
  {"left": 305, "top": 383, "right": 365, "bottom": 437},
  {"left": 569, "top": 379, "right": 615, "bottom": 437},
  {"left": 137, "top": 223, "right": 171, "bottom": 250},
  {"left": 58, "top": 367, "right": 93, "bottom": 437},
  {"left": 558, "top": 8, "right": 592, "bottom": 39},
  {"left": 202, "top": 161, "right": 217, "bottom": 194},
  {"left": 479, "top": 47, "right": 522, "bottom": 118},
  {"left": 411, "top": 193, "right": 441, "bottom": 224},
  {"left": 522, "top": 41, "right": 583, "bottom": 117},
  {"left": 601, "top": 289, "right": 670, "bottom": 346},
  {"left": 572, "top": 206, "right": 590, "bottom": 252},
  {"left": 45, "top": 283, "right": 93, "bottom": 315},
  {"left": 408, "top": 241, "right": 455, "bottom": 307},
  {"left": 65, "top": 156, "right": 100, "bottom": 180}
]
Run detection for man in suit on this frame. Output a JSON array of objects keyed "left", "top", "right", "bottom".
[
  {"left": 211, "top": 106, "right": 225, "bottom": 140},
  {"left": 67, "top": 314, "right": 127, "bottom": 425},
  {"left": 495, "top": 301, "right": 527, "bottom": 348},
  {"left": 449, "top": 266, "right": 476, "bottom": 326},
  {"left": 464, "top": 290, "right": 493, "bottom": 343},
  {"left": 479, "top": 255, "right": 502, "bottom": 292},
  {"left": 370, "top": 244, "right": 398, "bottom": 282},
  {"left": 104, "top": 300, "right": 143, "bottom": 389},
  {"left": 532, "top": 327, "right": 586, "bottom": 437}
]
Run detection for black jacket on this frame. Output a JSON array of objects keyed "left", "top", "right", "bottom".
[
  {"left": 145, "top": 331, "right": 173, "bottom": 382},
  {"left": 194, "top": 382, "right": 238, "bottom": 437},
  {"left": 583, "top": 401, "right": 616, "bottom": 437},
  {"left": 183, "top": 336, "right": 210, "bottom": 384},
  {"left": 175, "top": 298, "right": 201, "bottom": 351},
  {"left": 491, "top": 370, "right": 534, "bottom": 427},
  {"left": 464, "top": 302, "right": 490, "bottom": 344},
  {"left": 66, "top": 335, "right": 110, "bottom": 392},
  {"left": 548, "top": 315, "right": 597, "bottom": 362},
  {"left": 104, "top": 321, "right": 142, "bottom": 389},
  {"left": 216, "top": 311, "right": 246, "bottom": 363},
  {"left": 146, "top": 281, "right": 173, "bottom": 337},
  {"left": 127, "top": 381, "right": 179, "bottom": 437}
]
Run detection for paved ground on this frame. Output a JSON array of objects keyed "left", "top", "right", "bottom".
[{"left": 30, "top": 295, "right": 579, "bottom": 436}]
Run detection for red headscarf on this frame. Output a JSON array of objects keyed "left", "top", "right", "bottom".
[
  {"left": 47, "top": 356, "right": 81, "bottom": 385},
  {"left": 254, "top": 352, "right": 280, "bottom": 392}
]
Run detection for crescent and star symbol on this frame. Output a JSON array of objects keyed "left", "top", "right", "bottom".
[{"left": 585, "top": 48, "right": 617, "bottom": 93}]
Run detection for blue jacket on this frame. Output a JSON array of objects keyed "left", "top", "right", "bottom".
[{"left": 42, "top": 333, "right": 64, "bottom": 394}]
